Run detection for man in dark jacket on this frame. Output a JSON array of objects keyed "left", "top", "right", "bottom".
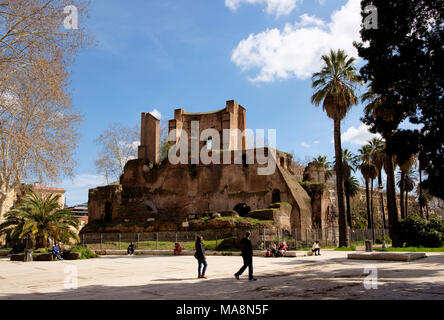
[{"left": 234, "top": 231, "right": 257, "bottom": 281}]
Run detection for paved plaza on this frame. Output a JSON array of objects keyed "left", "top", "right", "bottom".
[{"left": 1, "top": 251, "right": 443, "bottom": 300}]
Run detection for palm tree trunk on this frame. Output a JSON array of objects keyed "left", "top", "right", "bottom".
[
  {"left": 385, "top": 153, "right": 400, "bottom": 246},
  {"left": 419, "top": 160, "right": 423, "bottom": 218},
  {"left": 345, "top": 183, "right": 352, "bottom": 228},
  {"left": 365, "top": 180, "right": 371, "bottom": 229},
  {"left": 399, "top": 171, "right": 405, "bottom": 219},
  {"left": 333, "top": 118, "right": 348, "bottom": 247},
  {"left": 405, "top": 190, "right": 408, "bottom": 217},
  {"left": 378, "top": 170, "right": 386, "bottom": 229},
  {"left": 370, "top": 178, "right": 375, "bottom": 241}
]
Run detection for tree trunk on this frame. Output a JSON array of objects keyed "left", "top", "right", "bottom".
[
  {"left": 405, "top": 190, "right": 408, "bottom": 217},
  {"left": 385, "top": 154, "right": 400, "bottom": 246},
  {"left": 419, "top": 160, "right": 423, "bottom": 218},
  {"left": 333, "top": 118, "right": 349, "bottom": 247},
  {"left": 365, "top": 180, "right": 371, "bottom": 229},
  {"left": 378, "top": 170, "right": 386, "bottom": 229},
  {"left": 345, "top": 183, "right": 352, "bottom": 228},
  {"left": 370, "top": 179, "right": 375, "bottom": 241},
  {"left": 399, "top": 171, "right": 405, "bottom": 219}
]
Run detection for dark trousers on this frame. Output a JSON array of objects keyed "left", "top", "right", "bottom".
[
  {"left": 235, "top": 256, "right": 253, "bottom": 279},
  {"left": 128, "top": 248, "right": 134, "bottom": 255},
  {"left": 312, "top": 248, "right": 320, "bottom": 255},
  {"left": 198, "top": 259, "right": 207, "bottom": 276}
]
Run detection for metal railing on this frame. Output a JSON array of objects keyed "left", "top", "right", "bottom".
[{"left": 79, "top": 227, "right": 390, "bottom": 251}]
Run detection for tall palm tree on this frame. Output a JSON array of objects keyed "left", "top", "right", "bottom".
[
  {"left": 311, "top": 49, "right": 360, "bottom": 247},
  {"left": 359, "top": 144, "right": 378, "bottom": 240},
  {"left": 0, "top": 190, "right": 80, "bottom": 248},
  {"left": 369, "top": 138, "right": 387, "bottom": 229},
  {"left": 344, "top": 175, "right": 360, "bottom": 229},
  {"left": 362, "top": 82, "right": 401, "bottom": 246}
]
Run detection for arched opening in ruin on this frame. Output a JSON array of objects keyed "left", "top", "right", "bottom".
[
  {"left": 280, "top": 157, "right": 285, "bottom": 167},
  {"left": 104, "top": 201, "right": 112, "bottom": 223},
  {"left": 233, "top": 203, "right": 251, "bottom": 217},
  {"left": 272, "top": 189, "right": 281, "bottom": 203}
]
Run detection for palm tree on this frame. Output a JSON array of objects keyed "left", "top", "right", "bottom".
[
  {"left": 359, "top": 144, "right": 378, "bottom": 240},
  {"left": 404, "top": 170, "right": 417, "bottom": 217},
  {"left": 369, "top": 138, "right": 387, "bottom": 229},
  {"left": 312, "top": 155, "right": 332, "bottom": 182},
  {"left": 362, "top": 82, "right": 400, "bottom": 246},
  {"left": 396, "top": 155, "right": 416, "bottom": 219},
  {"left": 344, "top": 175, "right": 360, "bottom": 229},
  {"left": 335, "top": 149, "right": 358, "bottom": 228},
  {"left": 311, "top": 49, "right": 360, "bottom": 247},
  {"left": 0, "top": 190, "right": 80, "bottom": 248}
]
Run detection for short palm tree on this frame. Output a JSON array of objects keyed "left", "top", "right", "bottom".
[
  {"left": 334, "top": 149, "right": 359, "bottom": 228},
  {"left": 0, "top": 190, "right": 80, "bottom": 248},
  {"left": 344, "top": 175, "right": 360, "bottom": 229},
  {"left": 369, "top": 138, "right": 387, "bottom": 228},
  {"left": 311, "top": 49, "right": 361, "bottom": 247},
  {"left": 313, "top": 155, "right": 332, "bottom": 182},
  {"left": 359, "top": 144, "right": 377, "bottom": 237}
]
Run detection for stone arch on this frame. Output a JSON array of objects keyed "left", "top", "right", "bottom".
[
  {"left": 272, "top": 189, "right": 281, "bottom": 203},
  {"left": 233, "top": 203, "right": 251, "bottom": 217}
]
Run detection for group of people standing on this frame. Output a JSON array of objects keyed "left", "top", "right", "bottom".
[{"left": 195, "top": 231, "right": 257, "bottom": 281}]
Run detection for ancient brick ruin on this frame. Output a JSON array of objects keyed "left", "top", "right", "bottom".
[{"left": 87, "top": 100, "right": 336, "bottom": 233}]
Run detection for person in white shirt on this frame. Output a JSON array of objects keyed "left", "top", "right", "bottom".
[{"left": 312, "top": 241, "right": 321, "bottom": 256}]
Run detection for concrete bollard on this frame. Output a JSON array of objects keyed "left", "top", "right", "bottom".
[
  {"left": 365, "top": 240, "right": 373, "bottom": 252},
  {"left": 24, "top": 249, "right": 33, "bottom": 262}
]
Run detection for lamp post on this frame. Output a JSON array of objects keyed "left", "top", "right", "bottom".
[{"left": 378, "top": 186, "right": 387, "bottom": 248}]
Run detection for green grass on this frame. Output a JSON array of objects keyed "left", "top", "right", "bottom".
[
  {"left": 88, "top": 239, "right": 230, "bottom": 251},
  {"left": 376, "top": 247, "right": 444, "bottom": 252},
  {"left": 334, "top": 245, "right": 356, "bottom": 251},
  {"left": 71, "top": 246, "right": 98, "bottom": 259}
]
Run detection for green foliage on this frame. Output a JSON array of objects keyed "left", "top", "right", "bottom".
[
  {"left": 0, "top": 190, "right": 80, "bottom": 248},
  {"left": 70, "top": 246, "right": 98, "bottom": 259},
  {"left": 399, "top": 213, "right": 444, "bottom": 248},
  {"left": 375, "top": 235, "right": 392, "bottom": 245},
  {"left": 334, "top": 245, "right": 356, "bottom": 251}
]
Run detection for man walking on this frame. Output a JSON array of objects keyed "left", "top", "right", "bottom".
[{"left": 234, "top": 231, "right": 257, "bottom": 281}]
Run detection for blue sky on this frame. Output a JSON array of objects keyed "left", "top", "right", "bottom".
[{"left": 61, "top": 0, "right": 381, "bottom": 206}]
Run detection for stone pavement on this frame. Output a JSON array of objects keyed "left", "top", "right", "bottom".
[{"left": 0, "top": 251, "right": 443, "bottom": 300}]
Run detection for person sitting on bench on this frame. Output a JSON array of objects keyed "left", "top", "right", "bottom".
[
  {"left": 52, "top": 243, "right": 63, "bottom": 260},
  {"left": 312, "top": 241, "right": 321, "bottom": 256},
  {"left": 127, "top": 242, "right": 135, "bottom": 255},
  {"left": 277, "top": 241, "right": 288, "bottom": 257},
  {"left": 174, "top": 242, "right": 182, "bottom": 255}
]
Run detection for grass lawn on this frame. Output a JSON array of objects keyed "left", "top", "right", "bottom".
[
  {"left": 376, "top": 247, "right": 444, "bottom": 252},
  {"left": 87, "top": 239, "right": 229, "bottom": 251},
  {"left": 334, "top": 245, "right": 356, "bottom": 251}
]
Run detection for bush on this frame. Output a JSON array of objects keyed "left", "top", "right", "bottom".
[
  {"left": 375, "top": 235, "right": 392, "bottom": 244},
  {"left": 399, "top": 213, "right": 444, "bottom": 248},
  {"left": 70, "top": 246, "right": 98, "bottom": 259}
]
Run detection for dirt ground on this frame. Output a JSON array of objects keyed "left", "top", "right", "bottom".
[{"left": 0, "top": 251, "right": 443, "bottom": 300}]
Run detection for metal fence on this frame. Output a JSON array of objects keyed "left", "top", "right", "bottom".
[{"left": 79, "top": 228, "right": 390, "bottom": 250}]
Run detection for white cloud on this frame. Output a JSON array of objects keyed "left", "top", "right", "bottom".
[
  {"left": 301, "top": 141, "right": 310, "bottom": 148},
  {"left": 225, "top": 0, "right": 301, "bottom": 17},
  {"left": 62, "top": 174, "right": 108, "bottom": 206},
  {"left": 341, "top": 123, "right": 382, "bottom": 145},
  {"left": 149, "top": 108, "right": 162, "bottom": 120},
  {"left": 313, "top": 140, "right": 320, "bottom": 144},
  {"left": 231, "top": 0, "right": 361, "bottom": 82}
]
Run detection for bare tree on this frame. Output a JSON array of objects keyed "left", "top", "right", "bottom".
[
  {"left": 94, "top": 123, "right": 140, "bottom": 184},
  {"left": 0, "top": 0, "right": 91, "bottom": 217},
  {"left": 95, "top": 119, "right": 170, "bottom": 184}
]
